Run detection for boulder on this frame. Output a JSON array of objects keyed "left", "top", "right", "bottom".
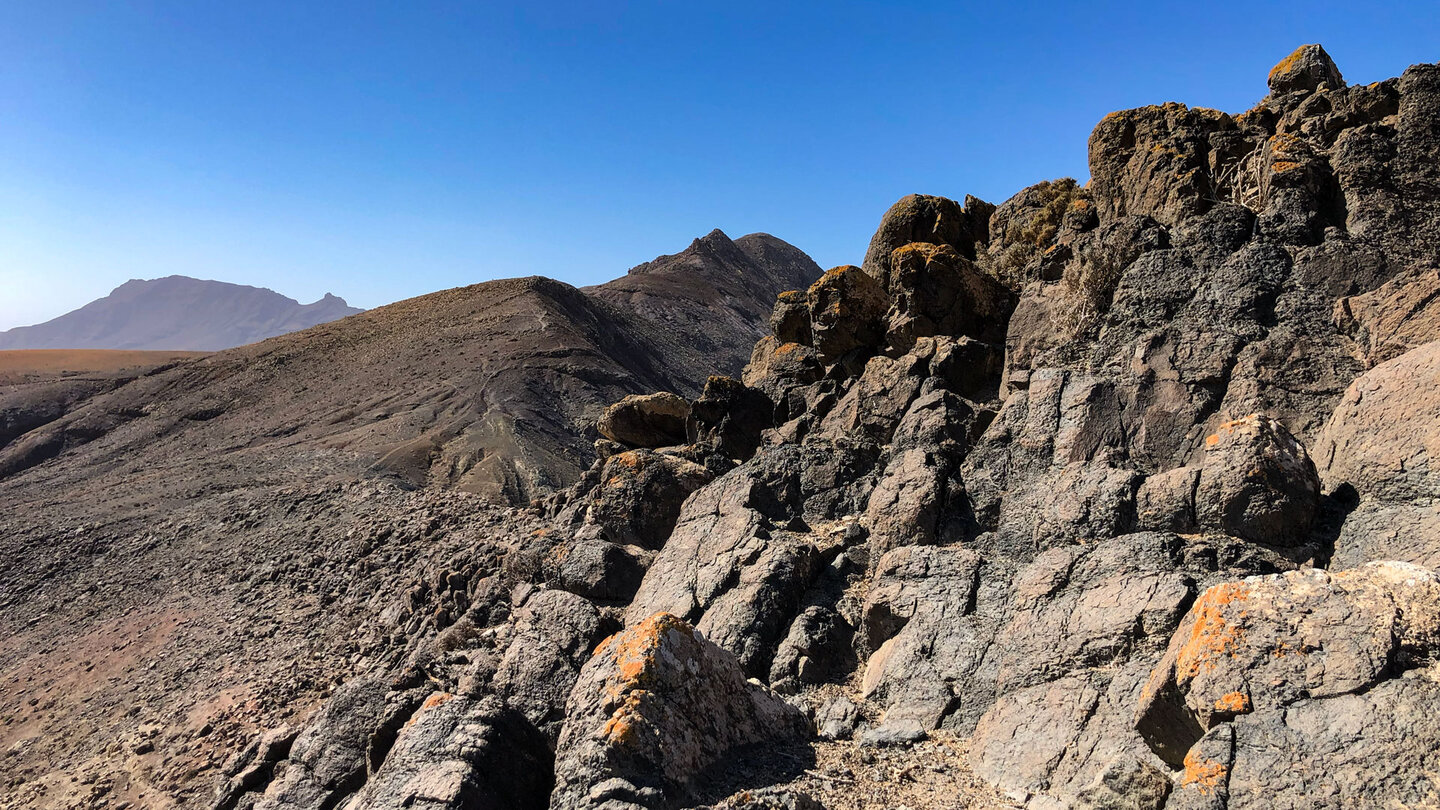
[
  {"left": 578, "top": 449, "right": 711, "bottom": 550},
  {"left": 861, "top": 193, "right": 991, "bottom": 278},
  {"left": 549, "top": 613, "right": 808, "bottom": 810},
  {"left": 1166, "top": 674, "right": 1440, "bottom": 809},
  {"left": 804, "top": 266, "right": 889, "bottom": 362},
  {"left": 552, "top": 537, "right": 651, "bottom": 603},
  {"left": 741, "top": 337, "right": 825, "bottom": 414},
  {"left": 1135, "top": 562, "right": 1440, "bottom": 768},
  {"left": 1314, "top": 340, "right": 1440, "bottom": 567},
  {"left": 1266, "top": 44, "right": 1345, "bottom": 96},
  {"left": 247, "top": 679, "right": 433, "bottom": 810},
  {"left": 1088, "top": 105, "right": 1235, "bottom": 228},
  {"left": 598, "top": 393, "right": 691, "bottom": 448},
  {"left": 344, "top": 694, "right": 552, "bottom": 810},
  {"left": 1135, "top": 414, "right": 1321, "bottom": 548},
  {"left": 624, "top": 452, "right": 826, "bottom": 678},
  {"left": 688, "top": 375, "right": 774, "bottom": 461},
  {"left": 769, "top": 289, "right": 812, "bottom": 345},
  {"left": 492, "top": 589, "right": 606, "bottom": 741},
  {"left": 1192, "top": 414, "right": 1320, "bottom": 545},
  {"left": 878, "top": 242, "right": 1015, "bottom": 352}
]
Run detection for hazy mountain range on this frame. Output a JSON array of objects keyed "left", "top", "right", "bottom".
[{"left": 0, "top": 275, "right": 364, "bottom": 351}]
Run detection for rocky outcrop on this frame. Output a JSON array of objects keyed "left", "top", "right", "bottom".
[
  {"left": 8, "top": 43, "right": 1440, "bottom": 810},
  {"left": 1314, "top": 340, "right": 1440, "bottom": 569},
  {"left": 1139, "top": 563, "right": 1440, "bottom": 808},
  {"left": 549, "top": 613, "right": 808, "bottom": 809},
  {"left": 597, "top": 393, "right": 692, "bottom": 449}
]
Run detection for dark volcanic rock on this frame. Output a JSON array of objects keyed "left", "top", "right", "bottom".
[
  {"left": 549, "top": 613, "right": 808, "bottom": 810},
  {"left": 1314, "top": 340, "right": 1440, "bottom": 568},
  {"left": 1267, "top": 44, "right": 1345, "bottom": 96},
  {"left": 9, "top": 44, "right": 1440, "bottom": 810},
  {"left": 597, "top": 392, "right": 692, "bottom": 449},
  {"left": 1139, "top": 563, "right": 1440, "bottom": 809}
]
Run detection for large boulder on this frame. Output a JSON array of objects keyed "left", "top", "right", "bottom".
[
  {"left": 577, "top": 449, "right": 712, "bottom": 550},
  {"left": 344, "top": 695, "right": 552, "bottom": 810},
  {"left": 1137, "top": 414, "right": 1320, "bottom": 546},
  {"left": 1314, "top": 340, "right": 1440, "bottom": 568},
  {"left": 549, "top": 613, "right": 808, "bottom": 810},
  {"left": 492, "top": 589, "right": 606, "bottom": 741},
  {"left": 804, "top": 266, "right": 889, "bottom": 362},
  {"left": 1136, "top": 562, "right": 1440, "bottom": 767},
  {"left": 877, "top": 242, "right": 1015, "bottom": 352},
  {"left": 1140, "top": 563, "right": 1440, "bottom": 809},
  {"left": 598, "top": 393, "right": 691, "bottom": 449},
  {"left": 687, "top": 375, "right": 774, "bottom": 461},
  {"left": 861, "top": 193, "right": 992, "bottom": 277},
  {"left": 1266, "top": 44, "right": 1345, "bottom": 96}
]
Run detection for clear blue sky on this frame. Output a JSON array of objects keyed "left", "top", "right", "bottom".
[{"left": 2, "top": 2, "right": 1437, "bottom": 330}]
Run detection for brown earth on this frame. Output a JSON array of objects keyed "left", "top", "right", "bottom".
[{"left": 0, "top": 350, "right": 209, "bottom": 384}]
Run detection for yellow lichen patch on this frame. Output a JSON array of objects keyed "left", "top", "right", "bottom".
[
  {"left": 1213, "top": 691, "right": 1252, "bottom": 715},
  {"left": 1182, "top": 749, "right": 1230, "bottom": 796},
  {"left": 775, "top": 342, "right": 806, "bottom": 357},
  {"left": 1269, "top": 47, "right": 1310, "bottom": 84},
  {"left": 1268, "top": 133, "right": 1308, "bottom": 174},
  {"left": 1176, "top": 582, "right": 1251, "bottom": 680}
]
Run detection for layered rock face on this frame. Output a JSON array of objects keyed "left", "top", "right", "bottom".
[{"left": 7, "top": 45, "right": 1440, "bottom": 810}]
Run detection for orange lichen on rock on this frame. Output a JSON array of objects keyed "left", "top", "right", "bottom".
[
  {"left": 1213, "top": 691, "right": 1252, "bottom": 715},
  {"left": 407, "top": 692, "right": 455, "bottom": 727},
  {"left": 1205, "top": 413, "right": 1263, "bottom": 447},
  {"left": 1182, "top": 749, "right": 1230, "bottom": 796},
  {"left": 612, "top": 451, "right": 642, "bottom": 470},
  {"left": 601, "top": 690, "right": 650, "bottom": 748},
  {"left": 1175, "top": 582, "right": 1251, "bottom": 680},
  {"left": 600, "top": 612, "right": 694, "bottom": 702},
  {"left": 1269, "top": 49, "right": 1306, "bottom": 83}
]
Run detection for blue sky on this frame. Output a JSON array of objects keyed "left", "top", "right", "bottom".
[{"left": 1, "top": 2, "right": 1437, "bottom": 330}]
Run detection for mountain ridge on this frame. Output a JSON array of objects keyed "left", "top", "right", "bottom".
[{"left": 0, "top": 275, "right": 364, "bottom": 351}]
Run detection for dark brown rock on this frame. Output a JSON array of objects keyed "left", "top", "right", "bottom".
[
  {"left": 804, "top": 266, "right": 889, "bottom": 362},
  {"left": 1266, "top": 44, "right": 1344, "bottom": 96},
  {"left": 597, "top": 392, "right": 692, "bottom": 449}
]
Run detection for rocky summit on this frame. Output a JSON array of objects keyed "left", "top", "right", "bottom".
[{"left": 4, "top": 44, "right": 1440, "bottom": 810}]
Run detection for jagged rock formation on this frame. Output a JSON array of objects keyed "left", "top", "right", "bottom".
[
  {"left": 0, "top": 231, "right": 817, "bottom": 809},
  {"left": 5, "top": 45, "right": 1440, "bottom": 810},
  {"left": 0, "top": 276, "right": 364, "bottom": 351}
]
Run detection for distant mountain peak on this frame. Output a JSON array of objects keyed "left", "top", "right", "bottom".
[{"left": 0, "top": 275, "right": 363, "bottom": 351}]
